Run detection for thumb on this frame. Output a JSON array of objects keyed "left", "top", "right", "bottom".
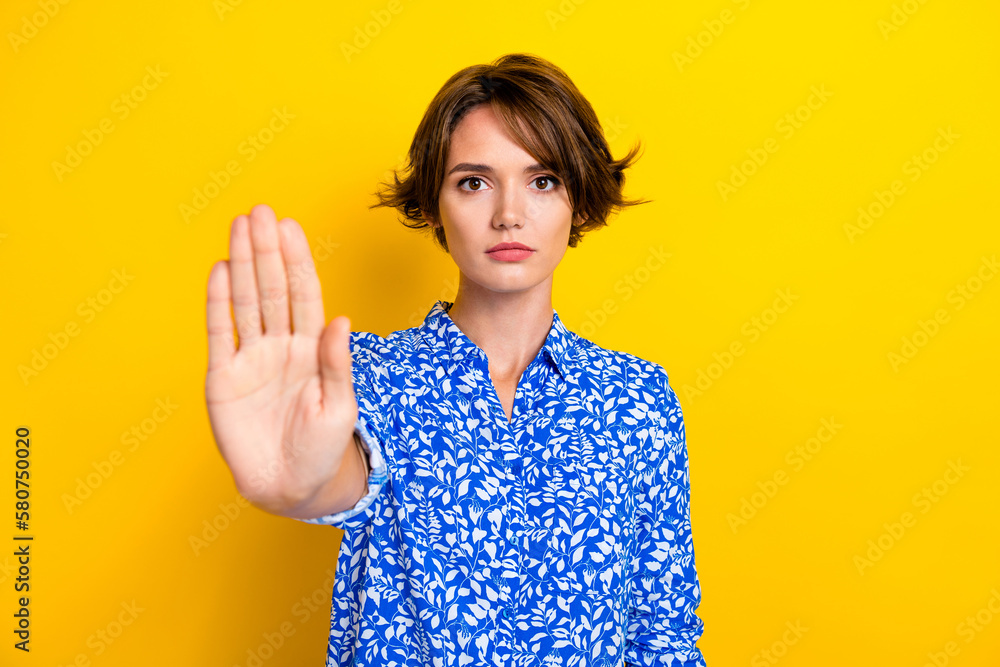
[{"left": 319, "top": 315, "right": 355, "bottom": 409}]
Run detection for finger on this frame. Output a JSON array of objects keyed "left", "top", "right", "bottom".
[
  {"left": 277, "top": 218, "right": 325, "bottom": 338},
  {"left": 229, "top": 214, "right": 263, "bottom": 346},
  {"left": 206, "top": 260, "right": 236, "bottom": 370},
  {"left": 248, "top": 204, "right": 291, "bottom": 336},
  {"left": 318, "top": 316, "right": 356, "bottom": 409}
]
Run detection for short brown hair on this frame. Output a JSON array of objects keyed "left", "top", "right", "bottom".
[{"left": 369, "top": 53, "right": 650, "bottom": 252}]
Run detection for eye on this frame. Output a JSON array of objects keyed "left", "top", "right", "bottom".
[
  {"left": 458, "top": 176, "right": 488, "bottom": 192},
  {"left": 531, "top": 175, "right": 560, "bottom": 191}
]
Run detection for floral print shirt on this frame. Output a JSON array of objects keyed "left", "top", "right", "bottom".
[{"left": 296, "top": 300, "right": 706, "bottom": 666}]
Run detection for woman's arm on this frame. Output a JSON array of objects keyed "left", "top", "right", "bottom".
[
  {"left": 625, "top": 369, "right": 707, "bottom": 666},
  {"left": 204, "top": 204, "right": 368, "bottom": 520}
]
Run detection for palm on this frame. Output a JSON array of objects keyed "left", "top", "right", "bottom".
[{"left": 204, "top": 204, "right": 357, "bottom": 509}]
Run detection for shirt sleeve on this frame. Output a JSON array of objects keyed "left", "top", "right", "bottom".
[
  {"left": 292, "top": 332, "right": 393, "bottom": 532},
  {"left": 625, "top": 366, "right": 706, "bottom": 666}
]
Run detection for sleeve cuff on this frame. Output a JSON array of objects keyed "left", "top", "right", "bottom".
[{"left": 293, "top": 414, "right": 389, "bottom": 529}]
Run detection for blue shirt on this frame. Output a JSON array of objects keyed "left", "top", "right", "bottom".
[{"left": 296, "top": 300, "right": 706, "bottom": 666}]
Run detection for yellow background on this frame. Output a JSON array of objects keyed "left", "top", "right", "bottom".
[{"left": 2, "top": 0, "right": 998, "bottom": 665}]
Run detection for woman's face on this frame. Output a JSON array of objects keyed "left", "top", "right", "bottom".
[{"left": 426, "top": 103, "right": 580, "bottom": 297}]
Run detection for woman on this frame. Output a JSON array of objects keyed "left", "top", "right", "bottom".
[{"left": 204, "top": 53, "right": 706, "bottom": 666}]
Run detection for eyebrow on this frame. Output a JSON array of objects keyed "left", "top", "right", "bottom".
[{"left": 447, "top": 162, "right": 549, "bottom": 176}]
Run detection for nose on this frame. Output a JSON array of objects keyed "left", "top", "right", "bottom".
[{"left": 491, "top": 185, "right": 525, "bottom": 230}]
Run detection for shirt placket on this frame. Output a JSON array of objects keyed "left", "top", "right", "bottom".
[{"left": 475, "top": 352, "right": 544, "bottom": 667}]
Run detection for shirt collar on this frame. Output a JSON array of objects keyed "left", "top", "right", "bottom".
[{"left": 419, "top": 300, "right": 577, "bottom": 379}]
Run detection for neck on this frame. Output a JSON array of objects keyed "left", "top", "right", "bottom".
[{"left": 446, "top": 274, "right": 555, "bottom": 380}]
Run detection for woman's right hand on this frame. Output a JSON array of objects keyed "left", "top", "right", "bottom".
[{"left": 203, "top": 204, "right": 365, "bottom": 517}]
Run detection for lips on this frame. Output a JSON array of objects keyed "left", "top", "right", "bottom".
[
  {"left": 487, "top": 242, "right": 533, "bottom": 253},
  {"left": 486, "top": 242, "right": 534, "bottom": 262}
]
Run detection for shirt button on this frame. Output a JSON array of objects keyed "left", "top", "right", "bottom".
[{"left": 502, "top": 607, "right": 512, "bottom": 619}]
